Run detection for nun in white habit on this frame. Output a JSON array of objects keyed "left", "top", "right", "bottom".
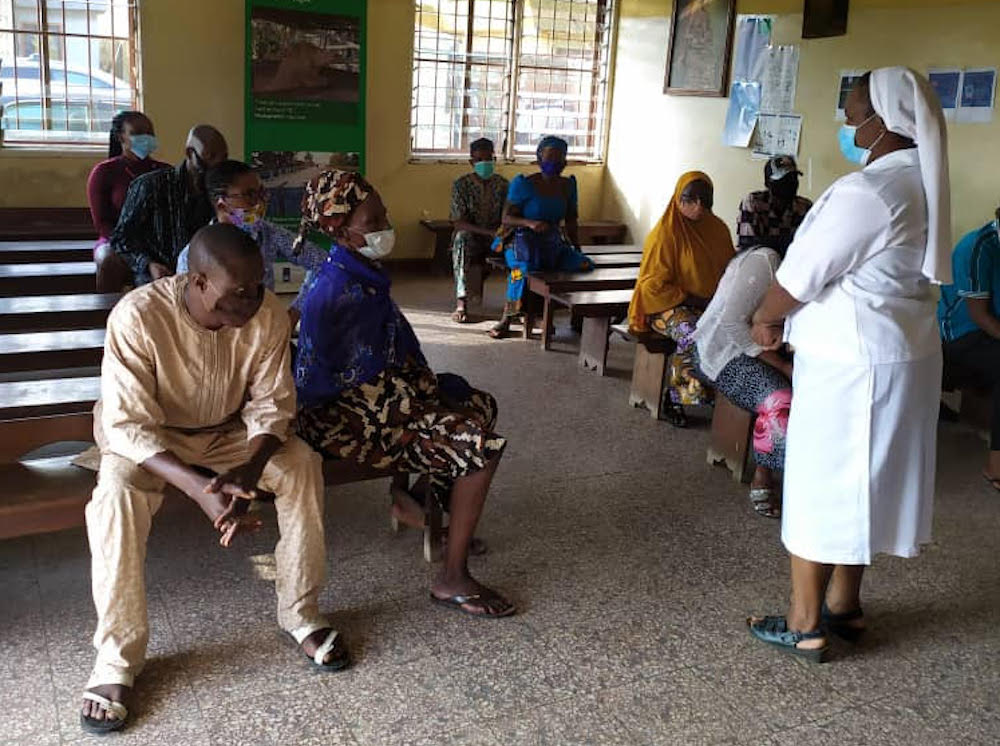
[{"left": 745, "top": 67, "right": 951, "bottom": 662}]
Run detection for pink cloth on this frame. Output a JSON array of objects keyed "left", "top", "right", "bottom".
[{"left": 753, "top": 389, "right": 791, "bottom": 454}]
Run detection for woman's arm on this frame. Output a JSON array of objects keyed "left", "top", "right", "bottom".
[
  {"left": 502, "top": 201, "right": 547, "bottom": 232},
  {"left": 750, "top": 282, "right": 801, "bottom": 349},
  {"left": 86, "top": 163, "right": 116, "bottom": 242}
]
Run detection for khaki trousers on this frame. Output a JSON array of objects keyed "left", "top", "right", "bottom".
[{"left": 85, "top": 424, "right": 327, "bottom": 688}]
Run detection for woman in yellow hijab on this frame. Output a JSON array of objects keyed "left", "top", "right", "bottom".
[{"left": 628, "top": 171, "right": 734, "bottom": 426}]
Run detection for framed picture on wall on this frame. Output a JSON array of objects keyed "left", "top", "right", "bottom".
[{"left": 663, "top": 0, "right": 737, "bottom": 97}]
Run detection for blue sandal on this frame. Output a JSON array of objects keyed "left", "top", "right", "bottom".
[
  {"left": 821, "top": 604, "right": 865, "bottom": 643},
  {"left": 747, "top": 615, "right": 828, "bottom": 663}
]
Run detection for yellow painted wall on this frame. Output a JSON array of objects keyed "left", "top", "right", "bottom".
[
  {"left": 604, "top": 0, "right": 1000, "bottom": 247},
  {"left": 0, "top": 0, "right": 605, "bottom": 259}
]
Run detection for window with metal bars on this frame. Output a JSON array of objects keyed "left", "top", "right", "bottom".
[
  {"left": 411, "top": 0, "right": 614, "bottom": 162},
  {"left": 0, "top": 0, "right": 139, "bottom": 147}
]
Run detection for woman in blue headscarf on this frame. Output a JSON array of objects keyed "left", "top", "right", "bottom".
[{"left": 488, "top": 136, "right": 593, "bottom": 338}]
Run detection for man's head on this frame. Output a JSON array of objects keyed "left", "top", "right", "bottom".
[
  {"left": 186, "top": 223, "right": 265, "bottom": 329},
  {"left": 185, "top": 125, "right": 229, "bottom": 181},
  {"left": 765, "top": 155, "right": 802, "bottom": 201},
  {"left": 469, "top": 137, "right": 496, "bottom": 178}
]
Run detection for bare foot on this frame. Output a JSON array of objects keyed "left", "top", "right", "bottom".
[
  {"left": 81, "top": 683, "right": 130, "bottom": 724},
  {"left": 390, "top": 485, "right": 426, "bottom": 530}
]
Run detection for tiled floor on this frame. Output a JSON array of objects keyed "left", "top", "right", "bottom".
[{"left": 3, "top": 274, "right": 999, "bottom": 745}]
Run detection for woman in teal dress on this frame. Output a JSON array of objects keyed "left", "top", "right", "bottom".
[{"left": 489, "top": 136, "right": 593, "bottom": 338}]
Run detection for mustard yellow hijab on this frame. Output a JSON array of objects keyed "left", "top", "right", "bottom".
[{"left": 627, "top": 171, "right": 734, "bottom": 332}]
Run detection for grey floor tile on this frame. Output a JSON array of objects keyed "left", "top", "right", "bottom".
[{"left": 489, "top": 690, "right": 636, "bottom": 746}]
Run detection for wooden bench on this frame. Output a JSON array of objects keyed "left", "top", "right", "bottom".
[
  {"left": 0, "top": 262, "right": 97, "bottom": 297},
  {"left": 0, "top": 293, "right": 120, "bottom": 333},
  {"left": 0, "top": 240, "right": 94, "bottom": 264},
  {"left": 0, "top": 377, "right": 446, "bottom": 560},
  {"left": 586, "top": 253, "right": 642, "bottom": 268},
  {"left": 610, "top": 323, "right": 676, "bottom": 419},
  {"left": 550, "top": 289, "right": 634, "bottom": 375},
  {"left": 706, "top": 393, "right": 755, "bottom": 483},
  {"left": 526, "top": 267, "right": 638, "bottom": 349},
  {"left": 0, "top": 328, "right": 105, "bottom": 373},
  {"left": 0, "top": 207, "right": 95, "bottom": 241}
]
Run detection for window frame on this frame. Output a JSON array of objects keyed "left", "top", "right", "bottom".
[
  {"left": 408, "top": 0, "right": 618, "bottom": 165},
  {"left": 0, "top": 0, "right": 142, "bottom": 151}
]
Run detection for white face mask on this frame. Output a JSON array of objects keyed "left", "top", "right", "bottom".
[{"left": 358, "top": 228, "right": 395, "bottom": 260}]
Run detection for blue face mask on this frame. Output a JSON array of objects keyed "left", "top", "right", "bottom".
[
  {"left": 837, "top": 113, "right": 881, "bottom": 166},
  {"left": 473, "top": 160, "right": 495, "bottom": 179},
  {"left": 129, "top": 134, "right": 158, "bottom": 160}
]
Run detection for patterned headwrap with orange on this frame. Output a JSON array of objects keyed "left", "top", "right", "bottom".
[{"left": 293, "top": 169, "right": 375, "bottom": 253}]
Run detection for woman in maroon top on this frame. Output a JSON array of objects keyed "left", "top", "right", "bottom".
[{"left": 86, "top": 111, "right": 168, "bottom": 290}]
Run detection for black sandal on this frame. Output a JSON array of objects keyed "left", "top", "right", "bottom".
[
  {"left": 430, "top": 589, "right": 516, "bottom": 618},
  {"left": 821, "top": 604, "right": 865, "bottom": 642},
  {"left": 80, "top": 691, "right": 129, "bottom": 734},
  {"left": 662, "top": 403, "right": 688, "bottom": 428},
  {"left": 488, "top": 317, "right": 512, "bottom": 339}
]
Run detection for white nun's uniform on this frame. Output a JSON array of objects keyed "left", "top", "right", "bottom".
[{"left": 778, "top": 67, "right": 952, "bottom": 565}]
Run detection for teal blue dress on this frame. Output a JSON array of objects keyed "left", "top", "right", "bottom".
[{"left": 504, "top": 174, "right": 592, "bottom": 303}]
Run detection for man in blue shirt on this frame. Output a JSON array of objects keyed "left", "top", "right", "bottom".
[{"left": 938, "top": 207, "right": 1000, "bottom": 486}]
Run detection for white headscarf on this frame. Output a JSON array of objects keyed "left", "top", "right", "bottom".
[{"left": 869, "top": 66, "right": 952, "bottom": 284}]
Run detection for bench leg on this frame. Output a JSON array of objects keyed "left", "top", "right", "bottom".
[
  {"left": 579, "top": 316, "right": 611, "bottom": 375},
  {"left": 628, "top": 345, "right": 668, "bottom": 419},
  {"left": 423, "top": 499, "right": 444, "bottom": 563},
  {"left": 706, "top": 394, "right": 755, "bottom": 483},
  {"left": 540, "top": 296, "right": 555, "bottom": 350}
]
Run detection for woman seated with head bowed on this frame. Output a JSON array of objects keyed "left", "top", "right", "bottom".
[
  {"left": 87, "top": 110, "right": 169, "bottom": 291},
  {"left": 489, "top": 135, "right": 593, "bottom": 338},
  {"left": 692, "top": 242, "right": 793, "bottom": 520},
  {"left": 292, "top": 170, "right": 515, "bottom": 618},
  {"left": 627, "top": 171, "right": 734, "bottom": 427}
]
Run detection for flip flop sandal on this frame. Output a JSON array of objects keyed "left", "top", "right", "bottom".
[
  {"left": 662, "top": 403, "right": 688, "bottom": 428},
  {"left": 749, "top": 488, "right": 781, "bottom": 519},
  {"left": 80, "top": 691, "right": 129, "bottom": 734},
  {"left": 488, "top": 319, "right": 511, "bottom": 339},
  {"left": 821, "top": 603, "right": 865, "bottom": 643},
  {"left": 452, "top": 309, "right": 469, "bottom": 324},
  {"left": 747, "top": 615, "right": 828, "bottom": 663},
  {"left": 430, "top": 591, "right": 516, "bottom": 618},
  {"left": 290, "top": 626, "right": 350, "bottom": 671}
]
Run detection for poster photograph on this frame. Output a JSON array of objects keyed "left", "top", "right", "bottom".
[
  {"left": 250, "top": 150, "right": 361, "bottom": 219},
  {"left": 250, "top": 5, "right": 361, "bottom": 122},
  {"left": 664, "top": 0, "right": 737, "bottom": 96}
]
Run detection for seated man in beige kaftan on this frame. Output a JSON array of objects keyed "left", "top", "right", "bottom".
[{"left": 80, "top": 223, "right": 347, "bottom": 735}]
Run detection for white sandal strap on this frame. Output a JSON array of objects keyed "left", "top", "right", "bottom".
[
  {"left": 82, "top": 692, "right": 128, "bottom": 720},
  {"left": 312, "top": 629, "right": 341, "bottom": 666}
]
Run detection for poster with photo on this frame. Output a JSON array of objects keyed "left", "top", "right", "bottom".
[
  {"left": 835, "top": 69, "right": 865, "bottom": 120},
  {"left": 245, "top": 0, "right": 366, "bottom": 224},
  {"left": 250, "top": 150, "right": 361, "bottom": 226}
]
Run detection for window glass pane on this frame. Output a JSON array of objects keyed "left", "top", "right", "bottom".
[{"left": 0, "top": 0, "right": 139, "bottom": 145}]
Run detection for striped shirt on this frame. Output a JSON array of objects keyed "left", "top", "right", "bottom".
[{"left": 938, "top": 220, "right": 1000, "bottom": 342}]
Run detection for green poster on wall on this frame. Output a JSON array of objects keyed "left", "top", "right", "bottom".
[{"left": 245, "top": 0, "right": 366, "bottom": 228}]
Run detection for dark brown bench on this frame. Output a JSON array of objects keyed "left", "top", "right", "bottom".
[
  {"left": 0, "top": 377, "right": 445, "bottom": 560},
  {"left": 0, "top": 207, "right": 95, "bottom": 241},
  {"left": 0, "top": 240, "right": 94, "bottom": 264},
  {"left": 586, "top": 253, "right": 642, "bottom": 268},
  {"left": 550, "top": 289, "right": 634, "bottom": 375},
  {"left": 0, "top": 262, "right": 97, "bottom": 296},
  {"left": 526, "top": 267, "right": 638, "bottom": 349},
  {"left": 0, "top": 328, "right": 105, "bottom": 373},
  {"left": 706, "top": 392, "right": 755, "bottom": 483},
  {"left": 0, "top": 293, "right": 120, "bottom": 333}
]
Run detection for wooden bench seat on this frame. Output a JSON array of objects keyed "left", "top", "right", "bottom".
[
  {"left": 0, "top": 377, "right": 101, "bottom": 419},
  {"left": 585, "top": 253, "right": 642, "bottom": 268},
  {"left": 0, "top": 207, "right": 95, "bottom": 241},
  {"left": 0, "top": 293, "right": 120, "bottom": 333},
  {"left": 611, "top": 323, "right": 677, "bottom": 419},
  {"left": 526, "top": 267, "right": 638, "bottom": 349},
  {"left": 0, "top": 329, "right": 105, "bottom": 373},
  {"left": 706, "top": 392, "right": 755, "bottom": 483},
  {"left": 550, "top": 289, "right": 634, "bottom": 375},
  {"left": 0, "top": 240, "right": 94, "bottom": 264},
  {"left": 0, "top": 262, "right": 97, "bottom": 296}
]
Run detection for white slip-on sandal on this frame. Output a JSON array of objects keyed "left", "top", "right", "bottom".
[
  {"left": 290, "top": 626, "right": 350, "bottom": 671},
  {"left": 80, "top": 691, "right": 129, "bottom": 734}
]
